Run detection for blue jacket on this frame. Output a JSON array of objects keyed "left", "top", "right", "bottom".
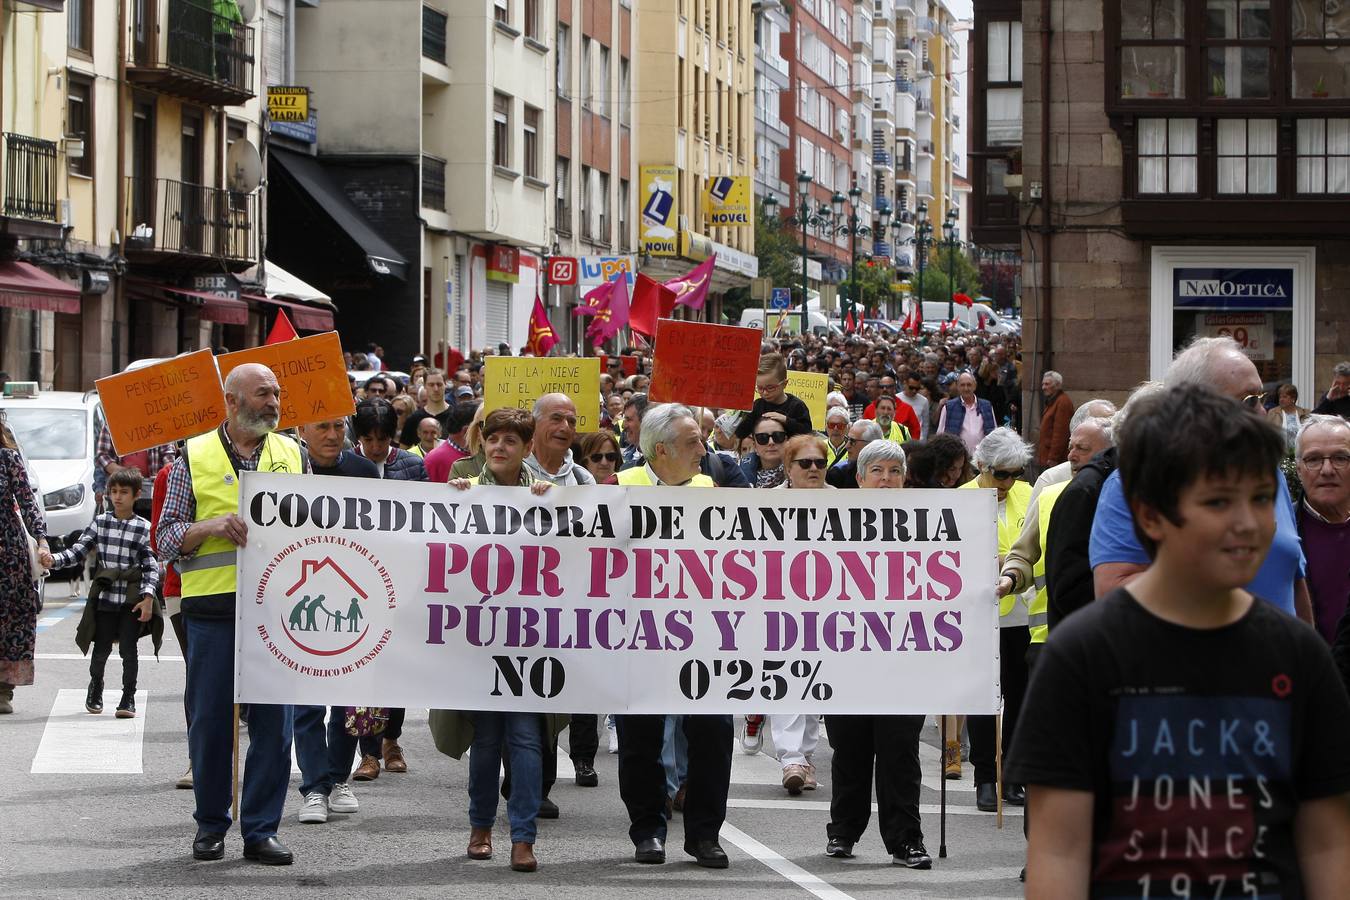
[
  {"left": 941, "top": 397, "right": 996, "bottom": 438},
  {"left": 374, "top": 447, "right": 429, "bottom": 481}
]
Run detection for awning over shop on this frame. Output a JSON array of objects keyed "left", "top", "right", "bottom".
[
  {"left": 270, "top": 148, "right": 408, "bottom": 281},
  {"left": 263, "top": 260, "right": 333, "bottom": 306},
  {"left": 242, "top": 294, "right": 334, "bottom": 331},
  {"left": 0, "top": 261, "right": 80, "bottom": 314},
  {"left": 163, "top": 287, "right": 250, "bottom": 325}
]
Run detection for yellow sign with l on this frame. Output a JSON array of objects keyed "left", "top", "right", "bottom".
[
  {"left": 639, "top": 165, "right": 679, "bottom": 256},
  {"left": 702, "top": 175, "right": 751, "bottom": 226}
]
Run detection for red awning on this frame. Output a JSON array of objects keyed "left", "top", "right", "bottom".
[
  {"left": 242, "top": 294, "right": 335, "bottom": 331},
  {"left": 164, "top": 287, "right": 250, "bottom": 326},
  {"left": 0, "top": 261, "right": 80, "bottom": 314}
]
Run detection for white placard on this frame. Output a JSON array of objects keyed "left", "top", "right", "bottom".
[{"left": 235, "top": 474, "right": 1000, "bottom": 715}]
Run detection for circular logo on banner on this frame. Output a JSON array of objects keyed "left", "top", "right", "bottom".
[{"left": 254, "top": 539, "right": 397, "bottom": 677}]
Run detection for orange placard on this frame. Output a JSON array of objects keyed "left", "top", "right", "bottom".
[
  {"left": 216, "top": 331, "right": 354, "bottom": 431},
  {"left": 95, "top": 349, "right": 226, "bottom": 456},
  {"left": 648, "top": 319, "right": 761, "bottom": 410}
]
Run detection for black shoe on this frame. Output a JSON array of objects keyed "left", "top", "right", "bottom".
[
  {"left": 686, "top": 839, "right": 729, "bottom": 869},
  {"left": 115, "top": 690, "right": 136, "bottom": 719},
  {"left": 825, "top": 837, "right": 855, "bottom": 859},
  {"left": 573, "top": 761, "right": 598, "bottom": 787},
  {"left": 191, "top": 832, "right": 225, "bottom": 861},
  {"left": 537, "top": 797, "right": 560, "bottom": 819},
  {"left": 242, "top": 836, "right": 293, "bottom": 865},
  {"left": 85, "top": 679, "right": 103, "bottom": 715},
  {"left": 1020, "top": 866, "right": 1027, "bottom": 882},
  {"left": 976, "top": 782, "right": 999, "bottom": 812},
  {"left": 1003, "top": 783, "right": 1026, "bottom": 806},
  {"left": 893, "top": 840, "right": 932, "bottom": 870},
  {"left": 634, "top": 837, "right": 665, "bottom": 864}
]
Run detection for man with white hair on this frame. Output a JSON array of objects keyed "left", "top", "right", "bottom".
[
  {"left": 937, "top": 372, "right": 996, "bottom": 455},
  {"left": 1030, "top": 399, "right": 1117, "bottom": 496},
  {"left": 1090, "top": 337, "right": 1312, "bottom": 622},
  {"left": 824, "top": 406, "right": 852, "bottom": 468},
  {"left": 1312, "top": 361, "right": 1350, "bottom": 418},
  {"left": 1035, "top": 371, "right": 1073, "bottom": 470},
  {"left": 615, "top": 404, "right": 733, "bottom": 869},
  {"left": 524, "top": 393, "right": 595, "bottom": 486},
  {"left": 157, "top": 363, "right": 306, "bottom": 865},
  {"left": 1295, "top": 414, "right": 1350, "bottom": 641},
  {"left": 827, "top": 419, "right": 884, "bottom": 489}
]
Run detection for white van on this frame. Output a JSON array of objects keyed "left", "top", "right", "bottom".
[
  {"left": 907, "top": 300, "right": 1016, "bottom": 335},
  {"left": 739, "top": 306, "right": 835, "bottom": 336}
]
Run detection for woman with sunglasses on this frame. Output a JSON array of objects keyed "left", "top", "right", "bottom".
[
  {"left": 958, "top": 427, "right": 1035, "bottom": 814},
  {"left": 739, "top": 414, "right": 805, "bottom": 489},
  {"left": 577, "top": 431, "right": 623, "bottom": 483}
]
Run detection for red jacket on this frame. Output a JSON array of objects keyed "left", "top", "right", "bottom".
[
  {"left": 864, "top": 397, "right": 921, "bottom": 438},
  {"left": 150, "top": 463, "right": 180, "bottom": 598},
  {"left": 1036, "top": 390, "right": 1074, "bottom": 467}
]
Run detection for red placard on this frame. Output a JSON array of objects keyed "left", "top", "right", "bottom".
[
  {"left": 597, "top": 354, "right": 639, "bottom": 377},
  {"left": 546, "top": 256, "right": 578, "bottom": 286},
  {"left": 649, "top": 319, "right": 761, "bottom": 410}
]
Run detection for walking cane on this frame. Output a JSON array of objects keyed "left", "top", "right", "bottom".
[
  {"left": 939, "top": 715, "right": 948, "bottom": 859},
  {"left": 232, "top": 703, "right": 240, "bottom": 822}
]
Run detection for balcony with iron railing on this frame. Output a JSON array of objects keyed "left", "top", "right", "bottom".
[
  {"left": 916, "top": 96, "right": 933, "bottom": 114},
  {"left": 123, "top": 177, "right": 257, "bottom": 270},
  {"left": 422, "top": 155, "right": 446, "bottom": 212},
  {"left": 917, "top": 139, "right": 935, "bottom": 156},
  {"left": 896, "top": 36, "right": 917, "bottom": 57},
  {"left": 873, "top": 149, "right": 893, "bottom": 169},
  {"left": 915, "top": 16, "right": 937, "bottom": 35},
  {"left": 896, "top": 77, "right": 913, "bottom": 94},
  {"left": 2, "top": 133, "right": 60, "bottom": 237},
  {"left": 125, "top": 0, "right": 256, "bottom": 106}
]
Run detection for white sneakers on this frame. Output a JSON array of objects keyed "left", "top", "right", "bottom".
[
  {"left": 329, "top": 782, "right": 359, "bottom": 814},
  {"left": 298, "top": 792, "right": 329, "bottom": 824}
]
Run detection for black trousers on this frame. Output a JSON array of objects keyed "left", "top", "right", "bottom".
[
  {"left": 826, "top": 714, "right": 925, "bottom": 853},
  {"left": 969, "top": 625, "right": 1030, "bottom": 786},
  {"left": 616, "top": 714, "right": 732, "bottom": 847},
  {"left": 359, "top": 707, "right": 405, "bottom": 756},
  {"left": 169, "top": 611, "right": 192, "bottom": 730},
  {"left": 90, "top": 607, "right": 140, "bottom": 693},
  {"left": 569, "top": 713, "right": 599, "bottom": 764},
  {"left": 1022, "top": 642, "right": 1043, "bottom": 841}
]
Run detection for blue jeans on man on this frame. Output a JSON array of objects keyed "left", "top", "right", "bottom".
[
  {"left": 185, "top": 616, "right": 293, "bottom": 843},
  {"left": 293, "top": 705, "right": 359, "bottom": 796},
  {"left": 468, "top": 711, "right": 543, "bottom": 844},
  {"left": 662, "top": 714, "right": 689, "bottom": 807}
]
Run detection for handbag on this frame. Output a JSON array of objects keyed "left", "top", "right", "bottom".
[{"left": 342, "top": 707, "right": 389, "bottom": 737}]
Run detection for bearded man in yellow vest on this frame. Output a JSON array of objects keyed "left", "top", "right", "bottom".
[
  {"left": 157, "top": 363, "right": 306, "bottom": 866},
  {"left": 612, "top": 404, "right": 733, "bottom": 869}
]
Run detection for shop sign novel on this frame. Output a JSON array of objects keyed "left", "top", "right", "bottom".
[
  {"left": 639, "top": 165, "right": 679, "bottom": 256},
  {"left": 702, "top": 176, "right": 751, "bottom": 226}
]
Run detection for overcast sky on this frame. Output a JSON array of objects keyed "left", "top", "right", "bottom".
[{"left": 949, "top": 0, "right": 972, "bottom": 20}]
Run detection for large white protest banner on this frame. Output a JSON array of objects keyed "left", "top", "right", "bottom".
[{"left": 235, "top": 472, "right": 999, "bottom": 714}]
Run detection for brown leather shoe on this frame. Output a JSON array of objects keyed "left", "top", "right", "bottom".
[
  {"left": 382, "top": 739, "right": 408, "bottom": 773},
  {"left": 352, "top": 754, "right": 380, "bottom": 782},
  {"left": 510, "top": 841, "right": 537, "bottom": 872},
  {"left": 467, "top": 826, "right": 493, "bottom": 860}
]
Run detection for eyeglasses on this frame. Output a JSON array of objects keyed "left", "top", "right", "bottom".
[
  {"left": 588, "top": 451, "right": 622, "bottom": 465},
  {"left": 990, "top": 468, "right": 1024, "bottom": 480},
  {"left": 848, "top": 436, "right": 870, "bottom": 445},
  {"left": 793, "top": 458, "right": 829, "bottom": 470},
  {"left": 1242, "top": 392, "right": 1267, "bottom": 408},
  {"left": 1300, "top": 454, "right": 1350, "bottom": 471},
  {"left": 754, "top": 431, "right": 788, "bottom": 445},
  {"left": 755, "top": 381, "right": 786, "bottom": 394}
]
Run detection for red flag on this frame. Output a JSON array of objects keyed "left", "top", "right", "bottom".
[
  {"left": 953, "top": 292, "right": 974, "bottom": 308},
  {"left": 574, "top": 272, "right": 629, "bottom": 346},
  {"left": 264, "top": 308, "right": 298, "bottom": 344},
  {"left": 629, "top": 273, "right": 677, "bottom": 339},
  {"left": 526, "top": 295, "right": 560, "bottom": 357},
  {"left": 900, "top": 306, "right": 914, "bottom": 333},
  {"left": 844, "top": 311, "right": 856, "bottom": 333},
  {"left": 664, "top": 255, "right": 716, "bottom": 311}
]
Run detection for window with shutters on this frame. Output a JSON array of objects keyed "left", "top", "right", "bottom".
[
  {"left": 619, "top": 179, "right": 631, "bottom": 250},
  {"left": 495, "top": 0, "right": 510, "bottom": 26},
  {"left": 599, "top": 172, "right": 611, "bottom": 244},
  {"left": 494, "top": 93, "right": 512, "bottom": 169},
  {"left": 266, "top": 0, "right": 288, "bottom": 86},
  {"left": 556, "top": 157, "right": 572, "bottom": 233},
  {"left": 620, "top": 58, "right": 632, "bottom": 127},
  {"left": 557, "top": 24, "right": 571, "bottom": 96},
  {"left": 68, "top": 0, "right": 93, "bottom": 55},
  {"left": 66, "top": 76, "right": 93, "bottom": 177},
  {"left": 523, "top": 106, "right": 540, "bottom": 179},
  {"left": 581, "top": 38, "right": 594, "bottom": 111},
  {"left": 598, "top": 45, "right": 611, "bottom": 118}
]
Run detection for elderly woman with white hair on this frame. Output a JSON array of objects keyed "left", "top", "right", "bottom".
[
  {"left": 958, "top": 426, "right": 1034, "bottom": 813},
  {"left": 824, "top": 405, "right": 851, "bottom": 468},
  {"left": 823, "top": 437, "right": 931, "bottom": 869}
]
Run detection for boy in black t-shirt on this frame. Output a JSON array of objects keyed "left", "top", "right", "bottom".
[
  {"left": 734, "top": 352, "right": 814, "bottom": 440},
  {"left": 1008, "top": 386, "right": 1350, "bottom": 898}
]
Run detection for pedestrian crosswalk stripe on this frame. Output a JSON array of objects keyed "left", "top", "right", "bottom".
[
  {"left": 31, "top": 689, "right": 148, "bottom": 775},
  {"left": 719, "top": 822, "right": 857, "bottom": 900}
]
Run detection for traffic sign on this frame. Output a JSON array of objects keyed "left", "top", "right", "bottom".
[{"left": 770, "top": 287, "right": 791, "bottom": 310}]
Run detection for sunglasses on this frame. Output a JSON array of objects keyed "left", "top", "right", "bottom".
[
  {"left": 754, "top": 431, "right": 788, "bottom": 445},
  {"left": 588, "top": 451, "right": 622, "bottom": 464},
  {"left": 1242, "top": 392, "right": 1267, "bottom": 408},
  {"left": 990, "top": 468, "right": 1024, "bottom": 480},
  {"left": 793, "top": 458, "right": 829, "bottom": 470}
]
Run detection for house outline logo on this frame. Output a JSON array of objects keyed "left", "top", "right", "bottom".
[{"left": 280, "top": 556, "right": 372, "bottom": 657}]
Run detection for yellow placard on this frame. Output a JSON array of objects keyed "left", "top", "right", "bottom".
[
  {"left": 483, "top": 357, "right": 602, "bottom": 432},
  {"left": 702, "top": 175, "right": 751, "bottom": 226},
  {"left": 787, "top": 371, "right": 829, "bottom": 431},
  {"left": 639, "top": 165, "right": 679, "bottom": 256},
  {"left": 268, "top": 86, "right": 310, "bottom": 123}
]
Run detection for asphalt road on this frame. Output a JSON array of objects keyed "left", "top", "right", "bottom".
[{"left": 0, "top": 585, "right": 1026, "bottom": 899}]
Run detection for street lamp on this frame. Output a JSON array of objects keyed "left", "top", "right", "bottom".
[
  {"left": 832, "top": 183, "right": 886, "bottom": 327},
  {"left": 777, "top": 171, "right": 841, "bottom": 335},
  {"left": 942, "top": 209, "right": 958, "bottom": 322},
  {"left": 897, "top": 201, "right": 933, "bottom": 331}
]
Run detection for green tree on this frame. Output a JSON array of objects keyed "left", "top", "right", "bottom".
[
  {"left": 912, "top": 244, "right": 983, "bottom": 305},
  {"left": 842, "top": 258, "right": 900, "bottom": 318},
  {"left": 721, "top": 200, "right": 803, "bottom": 324}
]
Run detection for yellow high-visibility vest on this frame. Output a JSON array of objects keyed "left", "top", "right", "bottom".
[{"left": 1029, "top": 480, "right": 1070, "bottom": 644}]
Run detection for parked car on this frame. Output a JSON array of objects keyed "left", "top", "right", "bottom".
[{"left": 0, "top": 389, "right": 102, "bottom": 550}]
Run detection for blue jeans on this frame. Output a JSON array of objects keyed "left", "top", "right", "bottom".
[
  {"left": 185, "top": 616, "right": 293, "bottom": 844},
  {"left": 662, "top": 715, "right": 688, "bottom": 801},
  {"left": 468, "top": 712, "right": 542, "bottom": 844},
  {"left": 293, "top": 705, "right": 359, "bottom": 797}
]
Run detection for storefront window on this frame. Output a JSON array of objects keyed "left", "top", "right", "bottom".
[{"left": 1170, "top": 266, "right": 1294, "bottom": 386}]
